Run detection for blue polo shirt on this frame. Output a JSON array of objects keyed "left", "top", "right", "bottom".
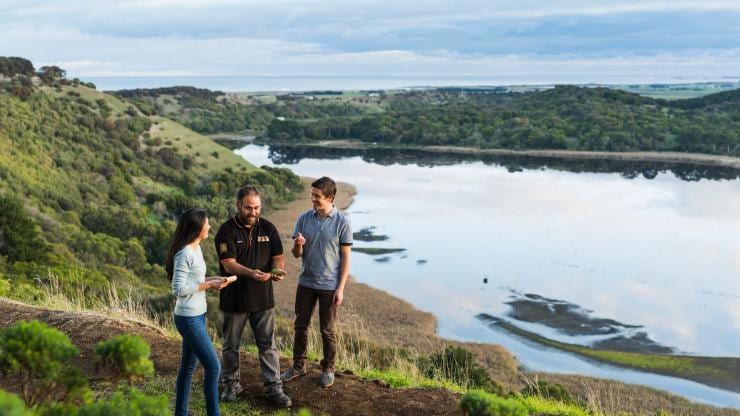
[{"left": 294, "top": 207, "right": 352, "bottom": 290}]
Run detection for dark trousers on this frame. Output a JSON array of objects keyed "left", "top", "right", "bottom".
[
  {"left": 221, "top": 308, "right": 282, "bottom": 392},
  {"left": 174, "top": 313, "right": 221, "bottom": 416},
  {"left": 292, "top": 284, "right": 338, "bottom": 372}
]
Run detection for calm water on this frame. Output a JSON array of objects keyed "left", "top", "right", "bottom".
[{"left": 237, "top": 144, "right": 740, "bottom": 407}]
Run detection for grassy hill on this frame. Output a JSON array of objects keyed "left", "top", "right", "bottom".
[{"left": 0, "top": 62, "right": 302, "bottom": 304}]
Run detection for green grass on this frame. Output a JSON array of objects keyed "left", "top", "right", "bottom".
[
  {"left": 460, "top": 389, "right": 595, "bottom": 416},
  {"left": 355, "top": 368, "right": 465, "bottom": 393},
  {"left": 148, "top": 116, "right": 258, "bottom": 176},
  {"left": 138, "top": 376, "right": 317, "bottom": 416},
  {"left": 47, "top": 84, "right": 134, "bottom": 117},
  {"left": 139, "top": 376, "right": 262, "bottom": 416},
  {"left": 519, "top": 395, "right": 590, "bottom": 416},
  {"left": 492, "top": 319, "right": 740, "bottom": 393}
]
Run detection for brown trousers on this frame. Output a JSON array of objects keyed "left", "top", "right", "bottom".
[{"left": 292, "top": 284, "right": 338, "bottom": 372}]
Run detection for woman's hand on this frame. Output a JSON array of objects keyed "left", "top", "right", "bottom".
[{"left": 205, "top": 277, "right": 227, "bottom": 290}]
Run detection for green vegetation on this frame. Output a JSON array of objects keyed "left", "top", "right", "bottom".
[
  {"left": 138, "top": 376, "right": 261, "bottom": 416},
  {"left": 0, "top": 390, "right": 33, "bottom": 416},
  {"left": 264, "top": 86, "right": 740, "bottom": 155},
  {"left": 95, "top": 335, "right": 155, "bottom": 384},
  {"left": 0, "top": 57, "right": 302, "bottom": 307},
  {"left": 112, "top": 83, "right": 740, "bottom": 156},
  {"left": 0, "top": 320, "right": 89, "bottom": 406},
  {"left": 491, "top": 318, "right": 740, "bottom": 393},
  {"left": 458, "top": 390, "right": 528, "bottom": 416},
  {"left": 112, "top": 86, "right": 369, "bottom": 135},
  {"left": 521, "top": 379, "right": 577, "bottom": 406},
  {"left": 458, "top": 389, "right": 595, "bottom": 416},
  {"left": 421, "top": 346, "right": 504, "bottom": 394}
]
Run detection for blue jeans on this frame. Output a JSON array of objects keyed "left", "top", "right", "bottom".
[{"left": 174, "top": 313, "right": 221, "bottom": 416}]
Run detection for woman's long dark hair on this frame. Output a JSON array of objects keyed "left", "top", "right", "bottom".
[{"left": 165, "top": 208, "right": 208, "bottom": 281}]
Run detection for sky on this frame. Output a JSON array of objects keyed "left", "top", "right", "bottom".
[{"left": 2, "top": 0, "right": 740, "bottom": 85}]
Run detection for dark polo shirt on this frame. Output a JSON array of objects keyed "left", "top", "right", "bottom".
[{"left": 215, "top": 215, "right": 283, "bottom": 313}]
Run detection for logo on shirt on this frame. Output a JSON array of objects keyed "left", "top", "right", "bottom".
[
  {"left": 219, "top": 243, "right": 228, "bottom": 253},
  {"left": 257, "top": 236, "right": 270, "bottom": 243}
]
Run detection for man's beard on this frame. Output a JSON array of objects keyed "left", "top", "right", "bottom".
[{"left": 238, "top": 212, "right": 258, "bottom": 225}]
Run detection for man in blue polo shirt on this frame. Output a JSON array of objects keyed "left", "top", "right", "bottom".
[{"left": 280, "top": 176, "right": 352, "bottom": 388}]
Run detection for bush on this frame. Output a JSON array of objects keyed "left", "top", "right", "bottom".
[
  {"left": 36, "top": 402, "right": 80, "bottom": 416},
  {"left": 0, "top": 195, "right": 49, "bottom": 263},
  {"left": 95, "top": 334, "right": 155, "bottom": 383},
  {"left": 77, "top": 388, "right": 168, "bottom": 416},
  {"left": 459, "top": 390, "right": 527, "bottom": 416},
  {"left": 420, "top": 346, "right": 503, "bottom": 394},
  {"left": 274, "top": 409, "right": 313, "bottom": 416},
  {"left": 0, "top": 275, "right": 10, "bottom": 296},
  {"left": 0, "top": 389, "right": 32, "bottom": 416},
  {"left": 521, "top": 379, "right": 576, "bottom": 405},
  {"left": 0, "top": 320, "right": 88, "bottom": 406}
]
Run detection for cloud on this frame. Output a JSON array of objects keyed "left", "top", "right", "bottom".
[{"left": 1, "top": 1, "right": 739, "bottom": 80}]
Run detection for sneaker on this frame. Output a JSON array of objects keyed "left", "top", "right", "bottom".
[
  {"left": 265, "top": 387, "right": 292, "bottom": 408},
  {"left": 220, "top": 383, "right": 243, "bottom": 402},
  {"left": 318, "top": 371, "right": 334, "bottom": 387},
  {"left": 280, "top": 366, "right": 307, "bottom": 382}
]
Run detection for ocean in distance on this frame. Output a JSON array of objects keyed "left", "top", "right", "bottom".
[{"left": 85, "top": 75, "right": 740, "bottom": 92}]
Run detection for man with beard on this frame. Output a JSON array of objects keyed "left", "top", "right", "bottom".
[
  {"left": 280, "top": 176, "right": 352, "bottom": 388},
  {"left": 215, "top": 185, "right": 291, "bottom": 407}
]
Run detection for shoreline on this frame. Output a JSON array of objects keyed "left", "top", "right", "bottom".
[
  {"left": 265, "top": 177, "right": 740, "bottom": 411},
  {"left": 261, "top": 139, "right": 740, "bottom": 170}
]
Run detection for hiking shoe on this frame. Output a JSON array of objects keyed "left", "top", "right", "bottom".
[
  {"left": 280, "top": 366, "right": 307, "bottom": 382},
  {"left": 220, "top": 383, "right": 243, "bottom": 402},
  {"left": 319, "top": 371, "right": 334, "bottom": 387},
  {"left": 265, "top": 388, "right": 292, "bottom": 408}
]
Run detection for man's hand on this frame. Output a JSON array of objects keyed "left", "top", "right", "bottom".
[
  {"left": 333, "top": 287, "right": 344, "bottom": 306},
  {"left": 294, "top": 233, "right": 306, "bottom": 245},
  {"left": 270, "top": 269, "right": 287, "bottom": 281},
  {"left": 251, "top": 270, "right": 271, "bottom": 282}
]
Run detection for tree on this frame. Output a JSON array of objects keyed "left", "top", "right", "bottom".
[
  {"left": 0, "top": 320, "right": 89, "bottom": 406},
  {"left": 37, "top": 66, "right": 66, "bottom": 84},
  {"left": 0, "top": 196, "right": 48, "bottom": 263},
  {"left": 0, "top": 57, "right": 35, "bottom": 77}
]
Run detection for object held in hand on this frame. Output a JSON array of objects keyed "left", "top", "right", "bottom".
[
  {"left": 226, "top": 275, "right": 237, "bottom": 283},
  {"left": 270, "top": 269, "right": 287, "bottom": 278}
]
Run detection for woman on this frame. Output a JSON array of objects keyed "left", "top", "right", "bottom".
[{"left": 166, "top": 208, "right": 233, "bottom": 416}]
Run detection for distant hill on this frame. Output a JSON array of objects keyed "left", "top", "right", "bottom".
[
  {"left": 668, "top": 87, "right": 740, "bottom": 110},
  {"left": 0, "top": 58, "right": 302, "bottom": 301},
  {"left": 115, "top": 83, "right": 740, "bottom": 156}
]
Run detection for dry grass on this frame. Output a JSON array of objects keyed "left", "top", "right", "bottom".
[{"left": 28, "top": 274, "right": 176, "bottom": 337}]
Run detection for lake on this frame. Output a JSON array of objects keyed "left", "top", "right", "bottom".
[{"left": 236, "top": 144, "right": 740, "bottom": 407}]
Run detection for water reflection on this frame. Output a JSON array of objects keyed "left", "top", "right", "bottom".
[
  {"left": 234, "top": 143, "right": 740, "bottom": 407},
  {"left": 266, "top": 144, "right": 740, "bottom": 181}
]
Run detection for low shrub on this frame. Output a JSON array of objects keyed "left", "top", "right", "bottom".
[
  {"left": 0, "top": 389, "right": 33, "bottom": 416},
  {"left": 420, "top": 346, "right": 503, "bottom": 394},
  {"left": 459, "top": 389, "right": 528, "bottom": 416},
  {"left": 95, "top": 334, "right": 155, "bottom": 383},
  {"left": 521, "top": 379, "right": 576, "bottom": 405},
  {"left": 0, "top": 320, "right": 89, "bottom": 406}
]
